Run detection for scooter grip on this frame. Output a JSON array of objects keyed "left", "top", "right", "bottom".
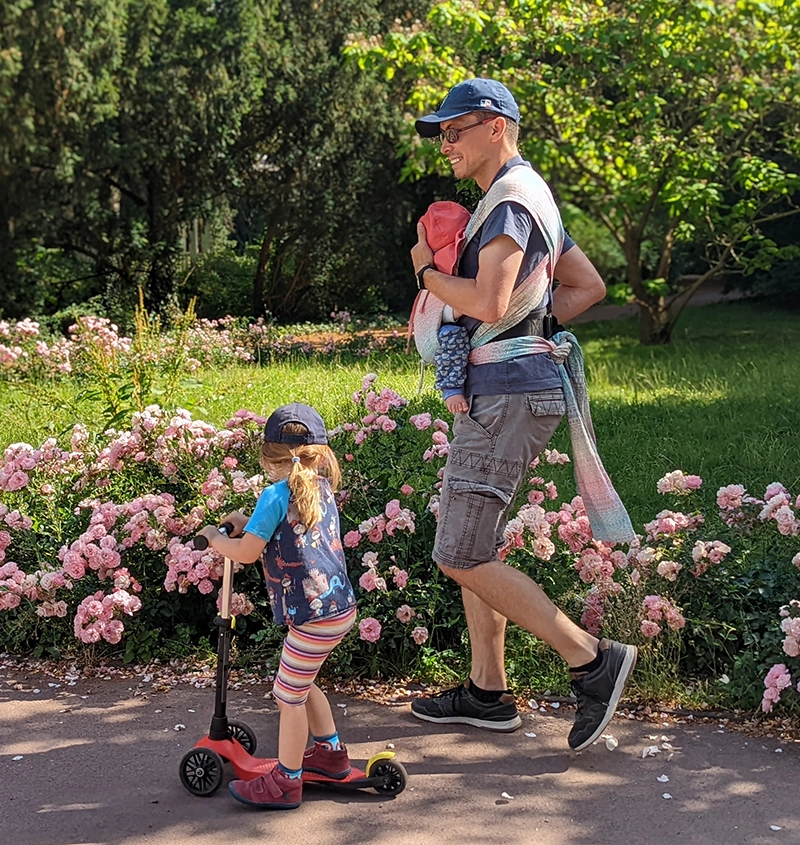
[{"left": 193, "top": 522, "right": 235, "bottom": 551}]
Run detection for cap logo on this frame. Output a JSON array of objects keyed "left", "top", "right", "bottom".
[{"left": 479, "top": 98, "right": 493, "bottom": 108}]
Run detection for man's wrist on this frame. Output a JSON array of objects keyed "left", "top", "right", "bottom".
[{"left": 416, "top": 263, "right": 435, "bottom": 290}]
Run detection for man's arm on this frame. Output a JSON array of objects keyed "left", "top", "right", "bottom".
[
  {"left": 411, "top": 222, "right": 523, "bottom": 323},
  {"left": 551, "top": 245, "right": 606, "bottom": 323}
]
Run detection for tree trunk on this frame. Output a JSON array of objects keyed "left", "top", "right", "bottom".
[
  {"left": 638, "top": 303, "right": 674, "bottom": 345},
  {"left": 253, "top": 225, "right": 273, "bottom": 318},
  {"left": 145, "top": 174, "right": 177, "bottom": 313}
]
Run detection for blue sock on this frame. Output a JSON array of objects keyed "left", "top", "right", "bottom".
[
  {"left": 313, "top": 731, "right": 342, "bottom": 750},
  {"left": 277, "top": 763, "right": 303, "bottom": 779}
]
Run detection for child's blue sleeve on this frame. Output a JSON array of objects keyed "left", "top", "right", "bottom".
[{"left": 244, "top": 480, "right": 290, "bottom": 542}]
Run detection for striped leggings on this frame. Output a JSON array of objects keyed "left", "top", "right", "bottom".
[{"left": 273, "top": 607, "right": 357, "bottom": 706}]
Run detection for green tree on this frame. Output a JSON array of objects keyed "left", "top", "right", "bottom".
[
  {"left": 350, "top": 0, "right": 800, "bottom": 344},
  {"left": 0, "top": 0, "right": 128, "bottom": 315},
  {"left": 228, "top": 0, "right": 430, "bottom": 321},
  {"left": 1, "top": 0, "right": 275, "bottom": 315}
]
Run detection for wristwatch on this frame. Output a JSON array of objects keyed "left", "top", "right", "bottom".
[{"left": 416, "top": 264, "right": 435, "bottom": 290}]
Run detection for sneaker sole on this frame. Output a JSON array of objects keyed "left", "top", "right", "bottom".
[
  {"left": 571, "top": 644, "right": 638, "bottom": 751},
  {"left": 303, "top": 766, "right": 352, "bottom": 780},
  {"left": 228, "top": 783, "right": 301, "bottom": 809},
  {"left": 411, "top": 710, "right": 522, "bottom": 733}
]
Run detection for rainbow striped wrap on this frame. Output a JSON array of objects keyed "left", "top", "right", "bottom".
[
  {"left": 413, "top": 164, "right": 564, "bottom": 365},
  {"left": 470, "top": 332, "right": 636, "bottom": 544}
]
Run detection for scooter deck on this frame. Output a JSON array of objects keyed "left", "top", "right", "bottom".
[{"left": 195, "top": 735, "right": 380, "bottom": 789}]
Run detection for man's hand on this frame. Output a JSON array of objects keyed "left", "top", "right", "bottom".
[{"left": 410, "top": 222, "right": 434, "bottom": 274}]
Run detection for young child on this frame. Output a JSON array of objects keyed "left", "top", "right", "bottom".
[
  {"left": 197, "top": 402, "right": 357, "bottom": 810},
  {"left": 435, "top": 307, "right": 470, "bottom": 414},
  {"left": 416, "top": 201, "right": 472, "bottom": 414}
]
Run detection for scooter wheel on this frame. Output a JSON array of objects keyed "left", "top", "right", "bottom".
[
  {"left": 227, "top": 719, "right": 257, "bottom": 754},
  {"left": 179, "top": 747, "right": 225, "bottom": 796},
  {"left": 367, "top": 759, "right": 408, "bottom": 796}
]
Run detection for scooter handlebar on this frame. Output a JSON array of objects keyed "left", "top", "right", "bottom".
[{"left": 193, "top": 522, "right": 235, "bottom": 551}]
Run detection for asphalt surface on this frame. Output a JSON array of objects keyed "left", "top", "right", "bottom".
[{"left": 1, "top": 662, "right": 797, "bottom": 845}]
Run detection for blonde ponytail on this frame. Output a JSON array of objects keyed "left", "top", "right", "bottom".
[{"left": 260, "top": 423, "right": 341, "bottom": 529}]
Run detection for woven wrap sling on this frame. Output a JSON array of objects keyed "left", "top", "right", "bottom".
[{"left": 414, "top": 164, "right": 635, "bottom": 544}]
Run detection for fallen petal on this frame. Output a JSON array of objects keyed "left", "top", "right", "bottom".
[
  {"left": 642, "top": 745, "right": 661, "bottom": 758},
  {"left": 550, "top": 702, "right": 560, "bottom": 709},
  {"left": 501, "top": 792, "right": 514, "bottom": 800},
  {"left": 13, "top": 755, "right": 23, "bottom": 761},
  {"left": 174, "top": 724, "right": 186, "bottom": 731},
  {"left": 605, "top": 736, "right": 619, "bottom": 751},
  {"left": 657, "top": 775, "right": 670, "bottom": 783},
  {"left": 662, "top": 793, "right": 672, "bottom": 800},
  {"left": 770, "top": 826, "right": 782, "bottom": 831},
  {"left": 525, "top": 732, "right": 537, "bottom": 738}
]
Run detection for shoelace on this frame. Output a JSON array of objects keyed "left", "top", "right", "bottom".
[{"left": 432, "top": 684, "right": 466, "bottom": 700}]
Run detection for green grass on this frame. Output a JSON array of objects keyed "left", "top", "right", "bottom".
[{"left": 2, "top": 301, "right": 799, "bottom": 532}]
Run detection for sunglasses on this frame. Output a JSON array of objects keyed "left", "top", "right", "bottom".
[{"left": 437, "top": 116, "right": 495, "bottom": 145}]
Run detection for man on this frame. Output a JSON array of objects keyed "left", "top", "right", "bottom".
[{"left": 409, "top": 78, "right": 637, "bottom": 751}]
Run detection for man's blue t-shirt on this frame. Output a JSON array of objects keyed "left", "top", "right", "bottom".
[
  {"left": 245, "top": 478, "right": 356, "bottom": 627},
  {"left": 458, "top": 155, "right": 573, "bottom": 396}
]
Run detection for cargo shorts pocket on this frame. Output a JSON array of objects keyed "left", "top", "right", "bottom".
[
  {"left": 447, "top": 478, "right": 514, "bottom": 505},
  {"left": 527, "top": 390, "right": 566, "bottom": 417}
]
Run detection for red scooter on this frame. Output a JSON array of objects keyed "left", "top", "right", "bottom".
[{"left": 178, "top": 528, "right": 407, "bottom": 798}]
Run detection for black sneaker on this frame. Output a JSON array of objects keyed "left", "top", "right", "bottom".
[
  {"left": 568, "top": 639, "right": 638, "bottom": 751},
  {"left": 411, "top": 680, "right": 522, "bottom": 732}
]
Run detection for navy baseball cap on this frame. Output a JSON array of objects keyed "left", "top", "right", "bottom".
[
  {"left": 415, "top": 78, "right": 521, "bottom": 138},
  {"left": 264, "top": 403, "right": 328, "bottom": 445}
]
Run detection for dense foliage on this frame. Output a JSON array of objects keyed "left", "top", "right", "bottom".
[{"left": 349, "top": 0, "right": 800, "bottom": 343}]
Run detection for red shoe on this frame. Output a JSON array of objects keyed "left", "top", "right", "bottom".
[
  {"left": 229, "top": 765, "right": 302, "bottom": 809},
  {"left": 303, "top": 741, "right": 352, "bottom": 779}
]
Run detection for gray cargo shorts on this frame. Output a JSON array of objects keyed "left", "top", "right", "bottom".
[{"left": 433, "top": 389, "right": 565, "bottom": 570}]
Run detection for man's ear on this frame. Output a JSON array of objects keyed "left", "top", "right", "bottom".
[{"left": 491, "top": 115, "right": 507, "bottom": 141}]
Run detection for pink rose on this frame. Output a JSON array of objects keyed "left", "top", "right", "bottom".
[
  {"left": 385, "top": 499, "right": 401, "bottom": 519},
  {"left": 358, "top": 570, "right": 378, "bottom": 592},
  {"left": 358, "top": 617, "right": 382, "bottom": 643},
  {"left": 367, "top": 527, "right": 384, "bottom": 543},
  {"left": 640, "top": 620, "right": 661, "bottom": 638},
  {"left": 396, "top": 604, "right": 414, "bottom": 624},
  {"left": 409, "top": 413, "right": 432, "bottom": 430},
  {"left": 343, "top": 530, "right": 361, "bottom": 549},
  {"left": 392, "top": 568, "right": 409, "bottom": 588},
  {"left": 411, "top": 626, "right": 429, "bottom": 645},
  {"left": 400, "top": 484, "right": 414, "bottom": 495}
]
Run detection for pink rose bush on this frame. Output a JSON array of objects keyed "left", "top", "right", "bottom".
[
  {"left": 0, "top": 407, "right": 267, "bottom": 657},
  {"left": 0, "top": 315, "right": 411, "bottom": 387}
]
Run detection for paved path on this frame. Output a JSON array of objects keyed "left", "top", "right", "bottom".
[
  {"left": 569, "top": 280, "right": 748, "bottom": 325},
  {"left": 1, "top": 664, "right": 796, "bottom": 845}
]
